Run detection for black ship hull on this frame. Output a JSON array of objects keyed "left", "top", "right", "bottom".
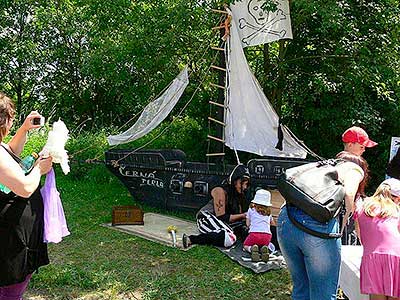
[{"left": 105, "top": 149, "right": 308, "bottom": 213}]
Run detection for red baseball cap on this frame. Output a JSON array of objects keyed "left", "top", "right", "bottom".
[{"left": 342, "top": 126, "right": 378, "bottom": 148}]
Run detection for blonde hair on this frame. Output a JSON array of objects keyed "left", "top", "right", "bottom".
[
  {"left": 0, "top": 92, "right": 16, "bottom": 142},
  {"left": 250, "top": 203, "right": 271, "bottom": 216},
  {"left": 363, "top": 183, "right": 400, "bottom": 218}
]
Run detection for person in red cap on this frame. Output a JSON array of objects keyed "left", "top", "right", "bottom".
[
  {"left": 342, "top": 126, "right": 378, "bottom": 156},
  {"left": 339, "top": 126, "right": 377, "bottom": 245}
]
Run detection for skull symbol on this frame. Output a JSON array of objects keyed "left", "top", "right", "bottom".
[{"left": 248, "top": 0, "right": 277, "bottom": 25}]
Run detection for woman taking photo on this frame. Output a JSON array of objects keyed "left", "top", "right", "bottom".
[{"left": 0, "top": 92, "right": 53, "bottom": 299}]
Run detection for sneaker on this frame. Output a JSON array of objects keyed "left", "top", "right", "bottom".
[
  {"left": 182, "top": 233, "right": 190, "bottom": 249},
  {"left": 261, "top": 245, "right": 269, "bottom": 262},
  {"left": 250, "top": 245, "right": 261, "bottom": 262}
]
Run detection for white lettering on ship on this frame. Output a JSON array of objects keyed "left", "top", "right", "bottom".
[{"left": 119, "top": 167, "right": 164, "bottom": 188}]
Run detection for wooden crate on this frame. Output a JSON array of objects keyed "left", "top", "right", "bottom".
[{"left": 112, "top": 205, "right": 144, "bottom": 226}]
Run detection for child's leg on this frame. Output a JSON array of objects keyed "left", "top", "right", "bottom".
[
  {"left": 243, "top": 245, "right": 252, "bottom": 252},
  {"left": 243, "top": 233, "right": 256, "bottom": 252}
]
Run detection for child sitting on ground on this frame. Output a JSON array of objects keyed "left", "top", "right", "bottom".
[
  {"left": 243, "top": 189, "right": 276, "bottom": 262},
  {"left": 354, "top": 178, "right": 400, "bottom": 300}
]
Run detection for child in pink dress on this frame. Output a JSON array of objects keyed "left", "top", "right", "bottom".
[
  {"left": 243, "top": 189, "right": 276, "bottom": 262},
  {"left": 354, "top": 178, "right": 400, "bottom": 300}
]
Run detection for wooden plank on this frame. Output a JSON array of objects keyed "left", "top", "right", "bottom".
[
  {"left": 211, "top": 46, "right": 224, "bottom": 51},
  {"left": 206, "top": 153, "right": 226, "bottom": 157},
  {"left": 212, "top": 25, "right": 224, "bottom": 30},
  {"left": 270, "top": 190, "right": 285, "bottom": 219},
  {"left": 210, "top": 65, "right": 226, "bottom": 72},
  {"left": 209, "top": 100, "right": 226, "bottom": 108},
  {"left": 208, "top": 117, "right": 225, "bottom": 126},
  {"left": 211, "top": 9, "right": 228, "bottom": 14},
  {"left": 207, "top": 135, "right": 225, "bottom": 143}
]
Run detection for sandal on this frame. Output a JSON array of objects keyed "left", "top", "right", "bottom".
[
  {"left": 251, "top": 245, "right": 261, "bottom": 262},
  {"left": 261, "top": 245, "right": 269, "bottom": 262}
]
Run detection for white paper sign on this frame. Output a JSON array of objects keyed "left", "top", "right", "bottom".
[
  {"left": 230, "top": 0, "right": 293, "bottom": 48},
  {"left": 386, "top": 137, "right": 400, "bottom": 179},
  {"left": 389, "top": 137, "right": 400, "bottom": 161}
]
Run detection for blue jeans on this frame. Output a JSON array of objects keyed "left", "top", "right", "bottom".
[{"left": 277, "top": 206, "right": 341, "bottom": 300}]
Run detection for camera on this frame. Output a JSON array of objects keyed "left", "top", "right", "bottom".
[{"left": 32, "top": 116, "right": 45, "bottom": 126}]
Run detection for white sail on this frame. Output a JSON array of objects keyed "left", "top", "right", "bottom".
[
  {"left": 224, "top": 10, "right": 307, "bottom": 158},
  {"left": 107, "top": 66, "right": 189, "bottom": 146},
  {"left": 230, "top": 0, "right": 293, "bottom": 48}
]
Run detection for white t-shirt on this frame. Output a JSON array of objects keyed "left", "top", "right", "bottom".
[
  {"left": 247, "top": 207, "right": 273, "bottom": 234},
  {"left": 336, "top": 161, "right": 365, "bottom": 182}
]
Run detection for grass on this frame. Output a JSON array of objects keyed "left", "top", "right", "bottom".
[{"left": 26, "top": 165, "right": 292, "bottom": 300}]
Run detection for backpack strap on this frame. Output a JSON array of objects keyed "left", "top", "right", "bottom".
[
  {"left": 317, "top": 158, "right": 345, "bottom": 168},
  {"left": 286, "top": 204, "right": 342, "bottom": 239}
]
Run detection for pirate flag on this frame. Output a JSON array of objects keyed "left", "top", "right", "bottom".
[{"left": 230, "top": 0, "right": 292, "bottom": 48}]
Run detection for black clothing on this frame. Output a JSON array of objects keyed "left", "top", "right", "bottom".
[
  {"left": 190, "top": 231, "right": 226, "bottom": 247},
  {"left": 0, "top": 147, "right": 49, "bottom": 286},
  {"left": 191, "top": 165, "right": 250, "bottom": 247}
]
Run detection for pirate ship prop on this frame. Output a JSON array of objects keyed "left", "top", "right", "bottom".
[{"left": 105, "top": 0, "right": 317, "bottom": 214}]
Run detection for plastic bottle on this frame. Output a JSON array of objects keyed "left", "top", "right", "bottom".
[
  {"left": 0, "top": 184, "right": 11, "bottom": 194},
  {"left": 21, "top": 152, "right": 39, "bottom": 173},
  {"left": 0, "top": 152, "right": 38, "bottom": 194}
]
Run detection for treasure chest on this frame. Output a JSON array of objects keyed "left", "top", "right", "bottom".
[{"left": 112, "top": 205, "right": 144, "bottom": 226}]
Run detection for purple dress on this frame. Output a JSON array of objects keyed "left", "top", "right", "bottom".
[
  {"left": 354, "top": 205, "right": 400, "bottom": 297},
  {"left": 41, "top": 169, "right": 70, "bottom": 243}
]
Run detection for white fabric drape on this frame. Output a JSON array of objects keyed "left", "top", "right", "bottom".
[
  {"left": 230, "top": 0, "right": 292, "bottom": 48},
  {"left": 107, "top": 66, "right": 189, "bottom": 146},
  {"left": 224, "top": 11, "right": 307, "bottom": 158}
]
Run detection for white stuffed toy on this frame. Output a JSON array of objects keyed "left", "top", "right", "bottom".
[{"left": 41, "top": 120, "right": 70, "bottom": 175}]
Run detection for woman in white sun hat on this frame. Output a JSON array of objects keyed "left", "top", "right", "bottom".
[{"left": 243, "top": 189, "right": 276, "bottom": 262}]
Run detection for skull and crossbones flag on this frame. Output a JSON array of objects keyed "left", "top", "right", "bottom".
[{"left": 230, "top": 0, "right": 292, "bottom": 48}]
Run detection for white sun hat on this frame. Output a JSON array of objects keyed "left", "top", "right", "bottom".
[
  {"left": 251, "top": 189, "right": 272, "bottom": 207},
  {"left": 382, "top": 178, "right": 400, "bottom": 197}
]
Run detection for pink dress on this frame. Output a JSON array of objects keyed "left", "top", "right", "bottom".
[{"left": 354, "top": 206, "right": 400, "bottom": 297}]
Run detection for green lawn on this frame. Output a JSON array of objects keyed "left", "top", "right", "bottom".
[{"left": 26, "top": 165, "right": 292, "bottom": 300}]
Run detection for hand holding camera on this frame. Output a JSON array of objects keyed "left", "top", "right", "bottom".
[
  {"left": 32, "top": 116, "right": 45, "bottom": 126},
  {"left": 21, "top": 111, "right": 45, "bottom": 132}
]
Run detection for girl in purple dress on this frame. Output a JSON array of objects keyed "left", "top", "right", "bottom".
[{"left": 354, "top": 178, "right": 400, "bottom": 300}]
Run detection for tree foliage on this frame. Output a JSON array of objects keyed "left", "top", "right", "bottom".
[{"left": 0, "top": 0, "right": 399, "bottom": 183}]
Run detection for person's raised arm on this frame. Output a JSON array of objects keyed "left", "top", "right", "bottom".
[
  {"left": 7, "top": 111, "right": 42, "bottom": 156},
  {"left": 0, "top": 149, "right": 52, "bottom": 198}
]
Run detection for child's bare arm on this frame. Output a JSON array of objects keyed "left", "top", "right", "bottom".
[{"left": 270, "top": 217, "right": 276, "bottom": 226}]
